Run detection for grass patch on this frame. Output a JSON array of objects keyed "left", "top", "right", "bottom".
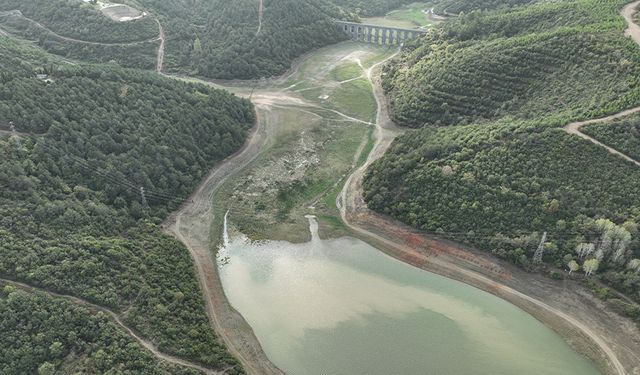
[
  {"left": 327, "top": 78, "right": 376, "bottom": 122},
  {"left": 362, "top": 2, "right": 432, "bottom": 29},
  {"left": 330, "top": 62, "right": 363, "bottom": 82}
]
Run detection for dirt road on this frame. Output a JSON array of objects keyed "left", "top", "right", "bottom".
[
  {"left": 562, "top": 0, "right": 640, "bottom": 166},
  {"left": 338, "top": 26, "right": 640, "bottom": 375},
  {"left": 256, "top": 0, "right": 264, "bottom": 35},
  {"left": 0, "top": 10, "right": 160, "bottom": 46},
  {"left": 564, "top": 107, "right": 640, "bottom": 167},
  {"left": 0, "top": 278, "right": 223, "bottom": 375},
  {"left": 156, "top": 18, "right": 165, "bottom": 73}
]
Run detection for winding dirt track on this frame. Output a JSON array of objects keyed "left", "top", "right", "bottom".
[
  {"left": 156, "top": 18, "right": 165, "bottom": 73},
  {"left": 565, "top": 107, "right": 640, "bottom": 167},
  {"left": 0, "top": 278, "right": 223, "bottom": 375},
  {"left": 256, "top": 0, "right": 264, "bottom": 35},
  {"left": 335, "top": 3, "right": 640, "bottom": 375},
  {"left": 163, "top": 102, "right": 284, "bottom": 375},
  {"left": 4, "top": 2, "right": 639, "bottom": 374},
  {"left": 562, "top": 0, "right": 640, "bottom": 167},
  {"left": 0, "top": 10, "right": 161, "bottom": 46},
  {"left": 339, "top": 54, "right": 633, "bottom": 375}
]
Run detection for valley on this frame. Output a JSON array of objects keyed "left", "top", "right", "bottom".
[{"left": 1, "top": 0, "right": 640, "bottom": 374}]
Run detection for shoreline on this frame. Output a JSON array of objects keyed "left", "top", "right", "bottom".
[
  {"left": 339, "top": 51, "right": 640, "bottom": 375},
  {"left": 165, "top": 33, "right": 640, "bottom": 375}
]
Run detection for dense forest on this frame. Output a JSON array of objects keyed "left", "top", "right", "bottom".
[
  {"left": 330, "top": 0, "right": 416, "bottom": 16},
  {"left": 367, "top": 0, "right": 640, "bottom": 319},
  {"left": 0, "top": 0, "right": 429, "bottom": 79},
  {"left": 582, "top": 115, "right": 640, "bottom": 161},
  {"left": 382, "top": 0, "right": 640, "bottom": 127},
  {"left": 0, "top": 0, "right": 158, "bottom": 43},
  {"left": 0, "top": 37, "right": 251, "bottom": 373},
  {"left": 135, "top": 0, "right": 352, "bottom": 79},
  {"left": 364, "top": 122, "right": 640, "bottom": 307},
  {"left": 432, "top": 0, "right": 534, "bottom": 15},
  {"left": 0, "top": 8, "right": 159, "bottom": 70},
  {"left": 0, "top": 285, "right": 201, "bottom": 375}
]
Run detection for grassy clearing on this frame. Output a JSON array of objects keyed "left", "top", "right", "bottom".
[
  {"left": 330, "top": 62, "right": 363, "bottom": 82},
  {"left": 327, "top": 78, "right": 376, "bottom": 122},
  {"left": 210, "top": 44, "right": 392, "bottom": 243},
  {"left": 362, "top": 2, "right": 432, "bottom": 29}
]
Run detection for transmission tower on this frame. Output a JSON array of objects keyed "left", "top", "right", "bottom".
[
  {"left": 139, "top": 186, "right": 148, "bottom": 208},
  {"left": 533, "top": 231, "right": 547, "bottom": 263}
]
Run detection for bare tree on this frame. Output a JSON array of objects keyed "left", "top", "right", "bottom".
[
  {"left": 583, "top": 259, "right": 600, "bottom": 276},
  {"left": 627, "top": 259, "right": 640, "bottom": 274},
  {"left": 575, "top": 242, "right": 594, "bottom": 259},
  {"left": 567, "top": 260, "right": 580, "bottom": 275}
]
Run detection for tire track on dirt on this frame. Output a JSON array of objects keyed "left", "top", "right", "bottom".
[{"left": 0, "top": 278, "right": 224, "bottom": 375}]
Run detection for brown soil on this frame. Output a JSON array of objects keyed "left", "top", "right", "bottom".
[{"left": 163, "top": 96, "right": 287, "bottom": 375}]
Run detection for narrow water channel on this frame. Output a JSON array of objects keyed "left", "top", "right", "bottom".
[{"left": 217, "top": 215, "right": 600, "bottom": 375}]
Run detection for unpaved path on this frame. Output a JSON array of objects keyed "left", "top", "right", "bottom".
[
  {"left": 564, "top": 107, "right": 640, "bottom": 167},
  {"left": 163, "top": 100, "right": 284, "bottom": 375},
  {"left": 256, "top": 0, "right": 264, "bottom": 35},
  {"left": 562, "top": 0, "right": 640, "bottom": 167},
  {"left": 0, "top": 278, "right": 223, "bottom": 375},
  {"left": 156, "top": 18, "right": 165, "bottom": 73},
  {"left": 0, "top": 10, "right": 160, "bottom": 46},
  {"left": 339, "top": 47, "right": 637, "bottom": 375}
]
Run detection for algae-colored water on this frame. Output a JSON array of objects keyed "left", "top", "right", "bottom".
[{"left": 217, "top": 218, "right": 599, "bottom": 375}]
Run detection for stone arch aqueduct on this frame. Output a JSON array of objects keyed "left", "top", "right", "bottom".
[{"left": 334, "top": 20, "right": 425, "bottom": 45}]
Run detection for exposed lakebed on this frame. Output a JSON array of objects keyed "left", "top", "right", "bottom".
[{"left": 217, "top": 216, "right": 599, "bottom": 375}]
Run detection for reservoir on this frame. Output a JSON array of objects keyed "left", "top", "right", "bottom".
[{"left": 217, "top": 216, "right": 600, "bottom": 375}]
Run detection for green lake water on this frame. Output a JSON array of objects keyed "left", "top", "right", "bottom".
[{"left": 217, "top": 217, "right": 600, "bottom": 375}]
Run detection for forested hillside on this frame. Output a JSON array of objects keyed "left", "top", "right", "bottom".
[
  {"left": 364, "top": 122, "right": 640, "bottom": 305},
  {"left": 432, "top": 0, "right": 535, "bottom": 15},
  {"left": 383, "top": 0, "right": 640, "bottom": 127},
  {"left": 0, "top": 0, "right": 158, "bottom": 43},
  {"left": 0, "top": 286, "right": 200, "bottom": 375},
  {"left": 0, "top": 2, "right": 159, "bottom": 70},
  {"left": 366, "top": 0, "right": 640, "bottom": 316},
  {"left": 330, "top": 0, "right": 415, "bottom": 16},
  {"left": 136, "top": 0, "right": 351, "bottom": 79},
  {"left": 0, "top": 0, "right": 421, "bottom": 79},
  {"left": 0, "top": 37, "right": 251, "bottom": 373},
  {"left": 582, "top": 115, "right": 640, "bottom": 161}
]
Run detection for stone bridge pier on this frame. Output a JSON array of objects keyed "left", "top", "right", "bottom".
[{"left": 334, "top": 21, "right": 425, "bottom": 45}]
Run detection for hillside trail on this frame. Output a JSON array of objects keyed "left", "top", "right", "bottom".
[
  {"left": 562, "top": 0, "right": 640, "bottom": 166},
  {"left": 0, "top": 278, "right": 225, "bottom": 375},
  {"left": 0, "top": 10, "right": 161, "bottom": 46},
  {"left": 256, "top": 0, "right": 263, "bottom": 35},
  {"left": 163, "top": 92, "right": 292, "bottom": 375},
  {"left": 156, "top": 18, "right": 165, "bottom": 73},
  {"left": 337, "top": 23, "right": 640, "bottom": 375}
]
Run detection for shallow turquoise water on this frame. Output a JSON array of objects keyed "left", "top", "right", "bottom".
[{"left": 217, "top": 219, "right": 600, "bottom": 375}]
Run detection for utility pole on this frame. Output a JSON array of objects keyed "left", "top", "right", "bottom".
[
  {"left": 533, "top": 231, "right": 547, "bottom": 263},
  {"left": 139, "top": 186, "right": 148, "bottom": 208}
]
